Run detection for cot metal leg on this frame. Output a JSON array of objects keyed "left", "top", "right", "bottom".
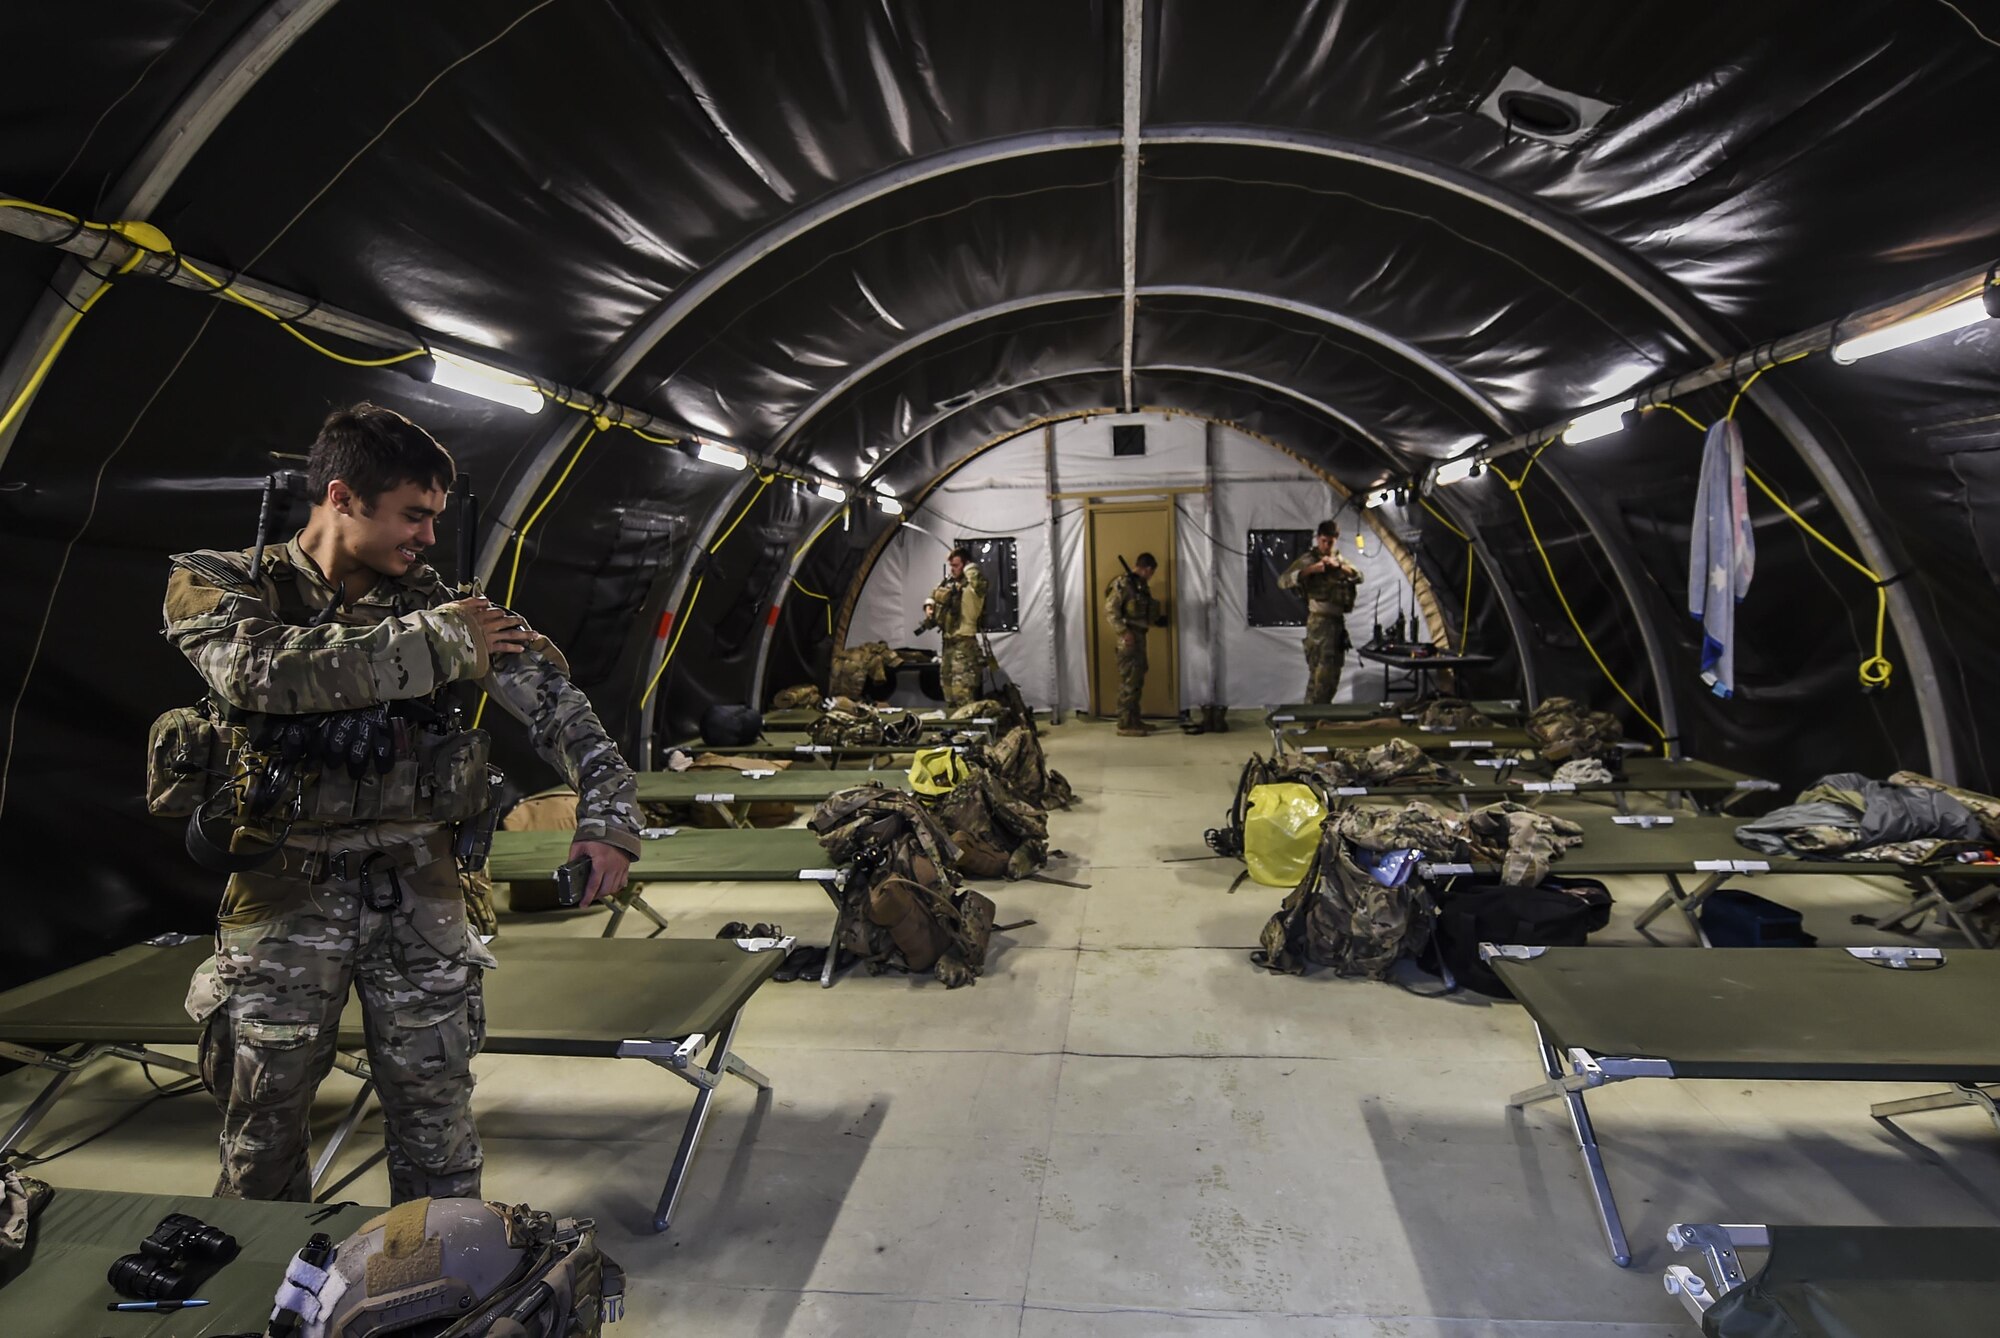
[
  {"left": 1614, "top": 791, "right": 1632, "bottom": 816},
  {"left": 601, "top": 885, "right": 671, "bottom": 939},
  {"left": 819, "top": 876, "right": 848, "bottom": 989},
  {"left": 0, "top": 1063, "right": 84, "bottom": 1158},
  {"left": 1871, "top": 1084, "right": 2000, "bottom": 1136},
  {"left": 1511, "top": 1022, "right": 1632, "bottom": 1268},
  {"left": 310, "top": 1080, "right": 376, "bottom": 1193},
  {"left": 0, "top": 1041, "right": 204, "bottom": 1158},
  {"left": 652, "top": 1010, "right": 754, "bottom": 1234},
  {"left": 1634, "top": 874, "right": 1719, "bottom": 948}
]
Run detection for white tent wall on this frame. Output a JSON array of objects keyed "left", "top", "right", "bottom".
[{"left": 846, "top": 413, "right": 1423, "bottom": 712}]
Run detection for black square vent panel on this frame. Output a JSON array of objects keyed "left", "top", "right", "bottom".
[{"left": 1111, "top": 424, "right": 1146, "bottom": 456}]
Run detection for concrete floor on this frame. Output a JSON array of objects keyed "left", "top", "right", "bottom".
[{"left": 9, "top": 716, "right": 2000, "bottom": 1334}]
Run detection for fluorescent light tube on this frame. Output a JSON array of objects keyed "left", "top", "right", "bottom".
[
  {"left": 429, "top": 352, "right": 544, "bottom": 414},
  {"left": 877, "top": 495, "right": 904, "bottom": 515},
  {"left": 1832, "top": 295, "right": 1991, "bottom": 364},
  {"left": 696, "top": 442, "right": 747, "bottom": 471},
  {"left": 1434, "top": 456, "right": 1480, "bottom": 486},
  {"left": 1363, "top": 487, "right": 1394, "bottom": 508},
  {"left": 816, "top": 481, "right": 848, "bottom": 503},
  {"left": 1561, "top": 399, "right": 1636, "bottom": 444}
]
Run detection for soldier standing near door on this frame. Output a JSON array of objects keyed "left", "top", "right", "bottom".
[
  {"left": 918, "top": 547, "right": 987, "bottom": 708},
  {"left": 1103, "top": 552, "right": 1167, "bottom": 736},
  {"left": 1278, "top": 520, "right": 1364, "bottom": 704}
]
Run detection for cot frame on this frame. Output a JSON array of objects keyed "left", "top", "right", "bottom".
[
  {"left": 1485, "top": 944, "right": 2000, "bottom": 1268},
  {"left": 0, "top": 935, "right": 790, "bottom": 1232}
]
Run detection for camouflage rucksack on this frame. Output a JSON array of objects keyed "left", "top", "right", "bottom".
[
  {"left": 808, "top": 786, "right": 997, "bottom": 988},
  {"left": 771, "top": 684, "right": 822, "bottom": 710},
  {"left": 1526, "top": 696, "right": 1623, "bottom": 763},
  {"left": 1253, "top": 802, "right": 1506, "bottom": 977},
  {"left": 809, "top": 709, "right": 886, "bottom": 747},
  {"left": 948, "top": 698, "right": 1005, "bottom": 722},
  {"left": 981, "top": 724, "right": 1074, "bottom": 811},
  {"left": 927, "top": 771, "right": 1049, "bottom": 879}
]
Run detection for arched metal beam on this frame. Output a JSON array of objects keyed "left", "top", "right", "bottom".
[
  {"left": 0, "top": 0, "right": 341, "bottom": 465},
  {"left": 482, "top": 127, "right": 1121, "bottom": 580},
  {"left": 486, "top": 119, "right": 1933, "bottom": 772},
  {"left": 766, "top": 289, "right": 1119, "bottom": 458},
  {"left": 771, "top": 285, "right": 1493, "bottom": 471},
  {"left": 741, "top": 364, "right": 1544, "bottom": 711}
]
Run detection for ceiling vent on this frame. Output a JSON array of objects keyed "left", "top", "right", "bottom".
[{"left": 1478, "top": 68, "right": 1614, "bottom": 147}]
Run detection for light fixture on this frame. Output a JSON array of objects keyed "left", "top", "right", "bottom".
[
  {"left": 695, "top": 441, "right": 747, "bottom": 471},
  {"left": 877, "top": 495, "right": 905, "bottom": 516},
  {"left": 1832, "top": 293, "right": 1995, "bottom": 364},
  {"left": 816, "top": 481, "right": 848, "bottom": 503},
  {"left": 1363, "top": 487, "right": 1395, "bottom": 508},
  {"left": 427, "top": 351, "right": 545, "bottom": 414},
  {"left": 1561, "top": 398, "right": 1637, "bottom": 444},
  {"left": 871, "top": 481, "right": 898, "bottom": 498},
  {"left": 1435, "top": 455, "right": 1481, "bottom": 486}
]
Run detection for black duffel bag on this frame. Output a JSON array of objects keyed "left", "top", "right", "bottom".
[
  {"left": 700, "top": 703, "right": 764, "bottom": 748},
  {"left": 1419, "top": 876, "right": 1613, "bottom": 998}
]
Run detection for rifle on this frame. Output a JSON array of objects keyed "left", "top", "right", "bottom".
[
  {"left": 913, "top": 561, "right": 963, "bottom": 635},
  {"left": 452, "top": 473, "right": 481, "bottom": 596}
]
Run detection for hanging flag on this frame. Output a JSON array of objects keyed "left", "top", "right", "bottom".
[{"left": 1687, "top": 418, "right": 1755, "bottom": 697}]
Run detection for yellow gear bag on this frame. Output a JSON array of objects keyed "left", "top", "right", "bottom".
[
  {"left": 907, "top": 746, "right": 971, "bottom": 796},
  {"left": 1243, "top": 782, "right": 1327, "bottom": 887}
]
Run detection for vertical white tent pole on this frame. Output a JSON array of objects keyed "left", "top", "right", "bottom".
[
  {"left": 1118, "top": 0, "right": 1142, "bottom": 412},
  {"left": 1204, "top": 421, "right": 1225, "bottom": 710},
  {"left": 1044, "top": 424, "right": 1067, "bottom": 722}
]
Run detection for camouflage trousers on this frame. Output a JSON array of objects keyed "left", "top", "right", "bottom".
[
  {"left": 192, "top": 843, "right": 486, "bottom": 1203},
  {"left": 1302, "top": 613, "right": 1346, "bottom": 705},
  {"left": 1115, "top": 629, "right": 1148, "bottom": 726},
  {"left": 940, "top": 635, "right": 982, "bottom": 709}
]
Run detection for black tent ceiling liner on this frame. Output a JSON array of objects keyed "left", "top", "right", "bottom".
[{"left": 3, "top": 0, "right": 1998, "bottom": 987}]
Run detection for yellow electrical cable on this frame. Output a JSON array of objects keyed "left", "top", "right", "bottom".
[
  {"left": 1645, "top": 357, "right": 1893, "bottom": 691},
  {"left": 1745, "top": 466, "right": 1894, "bottom": 688},
  {"left": 639, "top": 473, "right": 774, "bottom": 708},
  {"left": 1458, "top": 540, "right": 1475, "bottom": 656},
  {"left": 177, "top": 259, "right": 424, "bottom": 368},
  {"left": 470, "top": 423, "right": 603, "bottom": 728},
  {"left": 1417, "top": 495, "right": 1468, "bottom": 541},
  {"left": 1494, "top": 461, "right": 1668, "bottom": 739},
  {"left": 0, "top": 216, "right": 158, "bottom": 436}
]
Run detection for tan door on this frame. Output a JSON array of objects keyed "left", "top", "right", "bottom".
[{"left": 1086, "top": 502, "right": 1178, "bottom": 718}]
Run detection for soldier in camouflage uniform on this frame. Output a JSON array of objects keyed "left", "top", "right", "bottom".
[
  {"left": 1102, "top": 552, "right": 1166, "bottom": 736},
  {"left": 163, "top": 405, "right": 644, "bottom": 1204},
  {"left": 1277, "top": 520, "right": 1363, "bottom": 705},
  {"left": 919, "top": 548, "right": 988, "bottom": 709}
]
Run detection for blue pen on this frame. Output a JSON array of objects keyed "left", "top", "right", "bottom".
[{"left": 107, "top": 1299, "right": 210, "bottom": 1312}]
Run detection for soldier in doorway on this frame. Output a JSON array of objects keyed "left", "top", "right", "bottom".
[
  {"left": 1278, "top": 520, "right": 1364, "bottom": 704},
  {"left": 917, "top": 547, "right": 988, "bottom": 708},
  {"left": 1103, "top": 552, "right": 1167, "bottom": 736}
]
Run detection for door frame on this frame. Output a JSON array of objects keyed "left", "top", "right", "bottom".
[{"left": 1083, "top": 499, "right": 1180, "bottom": 719}]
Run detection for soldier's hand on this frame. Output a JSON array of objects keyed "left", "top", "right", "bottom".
[
  {"left": 568, "top": 839, "right": 633, "bottom": 908},
  {"left": 443, "top": 596, "right": 533, "bottom": 661}
]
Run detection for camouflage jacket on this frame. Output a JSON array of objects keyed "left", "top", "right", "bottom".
[
  {"left": 162, "top": 534, "right": 641, "bottom": 856},
  {"left": 1277, "top": 550, "right": 1362, "bottom": 615},
  {"left": 829, "top": 640, "right": 896, "bottom": 698},
  {"left": 929, "top": 564, "right": 988, "bottom": 639},
  {"left": 1102, "top": 572, "right": 1160, "bottom": 633},
  {"left": 1526, "top": 696, "right": 1624, "bottom": 764}
]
